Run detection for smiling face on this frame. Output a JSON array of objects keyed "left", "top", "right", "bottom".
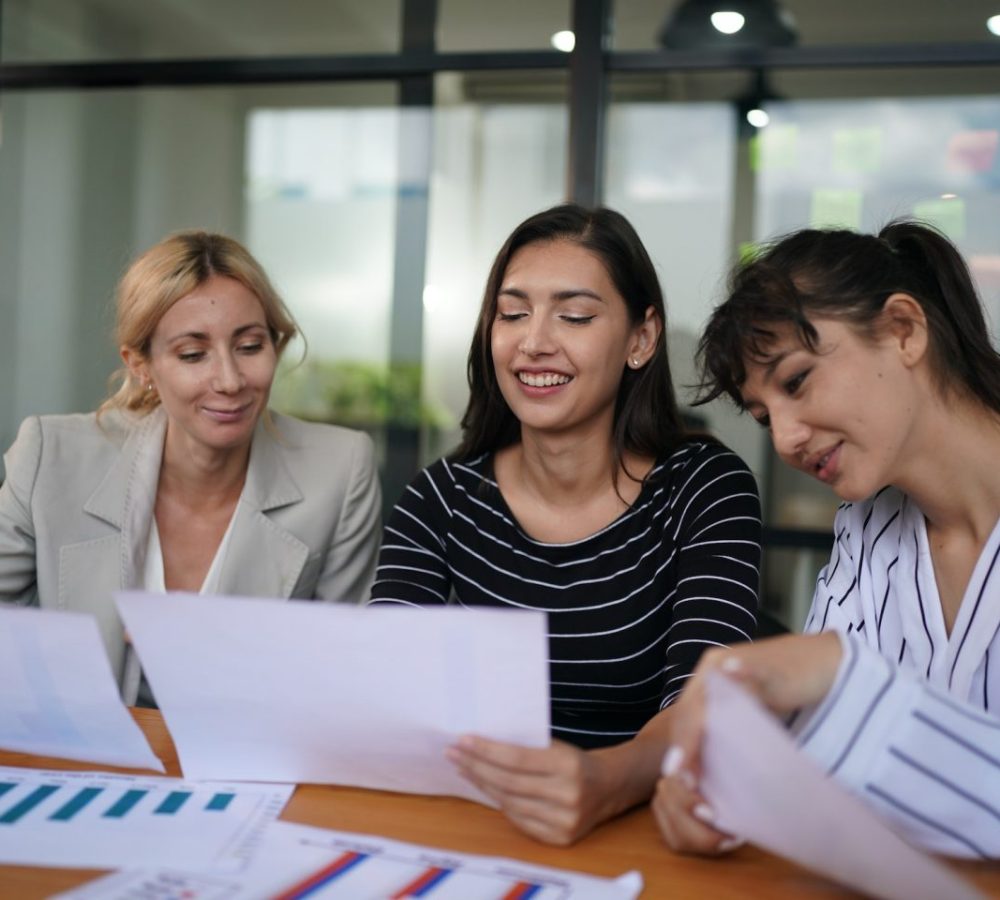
[
  {"left": 124, "top": 275, "right": 277, "bottom": 462},
  {"left": 740, "top": 316, "right": 924, "bottom": 501},
  {"left": 489, "top": 239, "right": 657, "bottom": 441}
]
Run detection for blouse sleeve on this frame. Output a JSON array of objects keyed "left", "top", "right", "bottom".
[
  {"left": 661, "top": 446, "right": 762, "bottom": 708},
  {"left": 794, "top": 631, "right": 1000, "bottom": 859},
  {"left": 369, "top": 460, "right": 454, "bottom": 606},
  {"left": 315, "top": 429, "right": 383, "bottom": 604},
  {"left": 0, "top": 416, "right": 42, "bottom": 604}
]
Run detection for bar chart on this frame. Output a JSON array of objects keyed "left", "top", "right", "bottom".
[{"left": 0, "top": 765, "right": 292, "bottom": 871}]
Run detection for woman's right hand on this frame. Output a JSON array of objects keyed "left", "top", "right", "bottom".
[{"left": 653, "top": 632, "right": 844, "bottom": 855}]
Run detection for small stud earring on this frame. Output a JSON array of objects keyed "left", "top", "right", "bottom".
[{"left": 630, "top": 357, "right": 640, "bottom": 368}]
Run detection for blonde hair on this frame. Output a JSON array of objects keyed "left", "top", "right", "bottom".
[{"left": 101, "top": 231, "right": 298, "bottom": 415}]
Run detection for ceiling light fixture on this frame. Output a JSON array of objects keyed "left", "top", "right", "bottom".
[
  {"left": 660, "top": 0, "right": 798, "bottom": 50},
  {"left": 710, "top": 11, "right": 745, "bottom": 34},
  {"left": 551, "top": 30, "right": 576, "bottom": 53},
  {"left": 988, "top": 15, "right": 1000, "bottom": 36}
]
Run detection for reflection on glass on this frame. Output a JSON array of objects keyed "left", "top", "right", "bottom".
[
  {"left": 422, "top": 100, "right": 568, "bottom": 461},
  {"left": 753, "top": 95, "right": 1000, "bottom": 536},
  {"left": 605, "top": 101, "right": 764, "bottom": 477}
]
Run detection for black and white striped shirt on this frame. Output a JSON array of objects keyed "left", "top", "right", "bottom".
[
  {"left": 800, "top": 488, "right": 1000, "bottom": 857},
  {"left": 370, "top": 441, "right": 761, "bottom": 749}
]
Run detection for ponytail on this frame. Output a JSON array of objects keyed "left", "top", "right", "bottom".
[{"left": 879, "top": 221, "right": 1000, "bottom": 414}]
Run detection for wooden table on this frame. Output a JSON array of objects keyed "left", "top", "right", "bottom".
[{"left": 1, "top": 709, "right": 998, "bottom": 899}]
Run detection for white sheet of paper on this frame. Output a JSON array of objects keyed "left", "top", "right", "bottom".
[
  {"left": 115, "top": 592, "right": 550, "bottom": 801},
  {"left": 0, "top": 606, "right": 163, "bottom": 771},
  {"left": 698, "top": 673, "right": 982, "bottom": 900},
  {"left": 58, "top": 820, "right": 644, "bottom": 900},
  {"left": 0, "top": 764, "right": 292, "bottom": 870}
]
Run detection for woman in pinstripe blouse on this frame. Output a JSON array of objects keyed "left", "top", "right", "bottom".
[{"left": 655, "top": 221, "right": 1000, "bottom": 859}]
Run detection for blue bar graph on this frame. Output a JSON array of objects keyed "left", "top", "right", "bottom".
[
  {"left": 50, "top": 787, "right": 103, "bottom": 821},
  {"left": 206, "top": 792, "right": 235, "bottom": 811},
  {"left": 103, "top": 789, "right": 147, "bottom": 818},
  {"left": 0, "top": 785, "right": 60, "bottom": 824},
  {"left": 155, "top": 791, "right": 191, "bottom": 814}
]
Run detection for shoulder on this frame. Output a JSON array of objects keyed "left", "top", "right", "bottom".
[
  {"left": 394, "top": 453, "right": 494, "bottom": 516},
  {"left": 831, "top": 485, "right": 906, "bottom": 547},
  {"left": 12, "top": 410, "right": 137, "bottom": 459},
  {"left": 655, "top": 440, "right": 757, "bottom": 491},
  {"left": 268, "top": 411, "right": 373, "bottom": 456}
]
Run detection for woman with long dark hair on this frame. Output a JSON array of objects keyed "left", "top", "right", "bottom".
[
  {"left": 372, "top": 204, "right": 762, "bottom": 844},
  {"left": 654, "top": 221, "right": 1000, "bottom": 859}
]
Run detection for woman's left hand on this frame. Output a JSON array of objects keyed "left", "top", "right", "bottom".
[{"left": 447, "top": 736, "right": 611, "bottom": 845}]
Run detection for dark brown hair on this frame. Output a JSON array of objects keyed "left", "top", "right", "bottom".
[
  {"left": 696, "top": 220, "right": 1000, "bottom": 414},
  {"left": 455, "top": 204, "right": 692, "bottom": 473}
]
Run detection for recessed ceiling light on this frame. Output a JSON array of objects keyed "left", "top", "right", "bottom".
[
  {"left": 711, "top": 11, "right": 746, "bottom": 34},
  {"left": 940, "top": 193, "right": 958, "bottom": 200},
  {"left": 988, "top": 15, "right": 1000, "bottom": 36},
  {"left": 551, "top": 30, "right": 575, "bottom": 52},
  {"left": 746, "top": 107, "right": 770, "bottom": 128}
]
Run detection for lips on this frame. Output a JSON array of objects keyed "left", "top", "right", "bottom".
[
  {"left": 807, "top": 442, "right": 842, "bottom": 483},
  {"left": 202, "top": 403, "right": 252, "bottom": 423}
]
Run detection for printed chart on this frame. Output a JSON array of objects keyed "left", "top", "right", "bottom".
[
  {"left": 0, "top": 765, "right": 292, "bottom": 871},
  {"left": 57, "top": 823, "right": 642, "bottom": 900},
  {"left": 265, "top": 828, "right": 642, "bottom": 900}
]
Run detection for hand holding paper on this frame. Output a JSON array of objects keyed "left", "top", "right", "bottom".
[{"left": 115, "top": 591, "right": 550, "bottom": 802}]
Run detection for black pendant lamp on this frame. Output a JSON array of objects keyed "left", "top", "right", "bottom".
[{"left": 659, "top": 0, "right": 798, "bottom": 50}]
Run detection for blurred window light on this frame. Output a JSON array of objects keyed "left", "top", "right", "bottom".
[
  {"left": 551, "top": 30, "right": 576, "bottom": 52},
  {"left": 711, "top": 11, "right": 746, "bottom": 34}
]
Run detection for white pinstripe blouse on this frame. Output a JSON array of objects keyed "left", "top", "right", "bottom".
[{"left": 799, "top": 487, "right": 1000, "bottom": 858}]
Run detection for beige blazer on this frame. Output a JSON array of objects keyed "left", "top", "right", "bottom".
[{"left": 0, "top": 408, "right": 382, "bottom": 702}]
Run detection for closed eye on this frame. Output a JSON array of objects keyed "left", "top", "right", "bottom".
[
  {"left": 560, "top": 315, "right": 596, "bottom": 325},
  {"left": 497, "top": 312, "right": 527, "bottom": 322},
  {"left": 783, "top": 370, "right": 809, "bottom": 394}
]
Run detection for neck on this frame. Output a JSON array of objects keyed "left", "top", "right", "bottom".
[
  {"left": 159, "top": 427, "right": 251, "bottom": 508},
  {"left": 895, "top": 394, "right": 1000, "bottom": 541},
  {"left": 514, "top": 421, "right": 649, "bottom": 506}
]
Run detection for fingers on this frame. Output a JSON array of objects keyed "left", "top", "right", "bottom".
[
  {"left": 652, "top": 775, "right": 738, "bottom": 856},
  {"left": 446, "top": 737, "right": 595, "bottom": 845}
]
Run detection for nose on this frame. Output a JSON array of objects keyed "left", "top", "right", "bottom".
[
  {"left": 212, "top": 351, "right": 245, "bottom": 394},
  {"left": 518, "top": 315, "right": 555, "bottom": 357},
  {"left": 769, "top": 409, "right": 810, "bottom": 463}
]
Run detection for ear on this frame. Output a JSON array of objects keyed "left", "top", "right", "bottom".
[
  {"left": 627, "top": 306, "right": 663, "bottom": 368},
  {"left": 120, "top": 346, "right": 150, "bottom": 388},
  {"left": 880, "top": 293, "right": 929, "bottom": 368}
]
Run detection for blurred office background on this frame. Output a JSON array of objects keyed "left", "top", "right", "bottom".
[{"left": 2, "top": 0, "right": 999, "bottom": 628}]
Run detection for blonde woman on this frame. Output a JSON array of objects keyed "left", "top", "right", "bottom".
[{"left": 0, "top": 232, "right": 381, "bottom": 704}]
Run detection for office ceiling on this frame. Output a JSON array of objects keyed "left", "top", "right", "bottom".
[{"left": 6, "top": 0, "right": 1000, "bottom": 60}]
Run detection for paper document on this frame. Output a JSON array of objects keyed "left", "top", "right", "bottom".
[
  {"left": 115, "top": 592, "right": 550, "bottom": 801},
  {"left": 0, "top": 606, "right": 162, "bottom": 770},
  {"left": 697, "top": 674, "right": 981, "bottom": 900},
  {"left": 58, "top": 820, "right": 643, "bottom": 899},
  {"left": 0, "top": 764, "right": 292, "bottom": 870}
]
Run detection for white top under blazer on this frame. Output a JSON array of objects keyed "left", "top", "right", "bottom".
[{"left": 797, "top": 486, "right": 1000, "bottom": 858}]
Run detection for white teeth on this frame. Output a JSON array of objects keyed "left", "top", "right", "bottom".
[{"left": 518, "top": 372, "right": 571, "bottom": 387}]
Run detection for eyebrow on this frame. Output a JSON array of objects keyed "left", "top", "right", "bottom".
[
  {"left": 164, "top": 322, "right": 268, "bottom": 343},
  {"left": 498, "top": 287, "right": 605, "bottom": 303},
  {"left": 758, "top": 349, "right": 794, "bottom": 383}
]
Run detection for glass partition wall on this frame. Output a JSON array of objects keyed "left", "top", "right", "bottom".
[{"left": 3, "top": 0, "right": 1000, "bottom": 627}]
